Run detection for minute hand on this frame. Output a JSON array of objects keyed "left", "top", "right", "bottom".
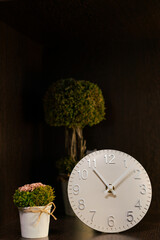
[{"left": 104, "top": 167, "right": 134, "bottom": 196}]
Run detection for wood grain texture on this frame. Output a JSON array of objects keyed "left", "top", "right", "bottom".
[
  {"left": 44, "top": 39, "right": 160, "bottom": 213},
  {"left": 1, "top": 0, "right": 160, "bottom": 42},
  {"left": 0, "top": 0, "right": 160, "bottom": 227},
  {"left": 0, "top": 20, "right": 43, "bottom": 225}
]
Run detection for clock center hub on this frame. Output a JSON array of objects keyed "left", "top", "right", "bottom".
[{"left": 106, "top": 184, "right": 115, "bottom": 193}]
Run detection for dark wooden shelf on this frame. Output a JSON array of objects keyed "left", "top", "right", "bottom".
[{"left": 0, "top": 212, "right": 159, "bottom": 240}]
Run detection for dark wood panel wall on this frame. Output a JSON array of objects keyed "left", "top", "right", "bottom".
[
  {"left": 0, "top": 19, "right": 160, "bottom": 226},
  {"left": 44, "top": 39, "right": 160, "bottom": 213},
  {"left": 0, "top": 21, "right": 44, "bottom": 225}
]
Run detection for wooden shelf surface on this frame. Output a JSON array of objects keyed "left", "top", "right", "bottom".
[{"left": 0, "top": 212, "right": 159, "bottom": 240}]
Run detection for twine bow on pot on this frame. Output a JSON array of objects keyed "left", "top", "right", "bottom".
[{"left": 21, "top": 202, "right": 57, "bottom": 225}]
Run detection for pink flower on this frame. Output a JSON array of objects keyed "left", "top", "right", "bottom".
[{"left": 19, "top": 182, "right": 46, "bottom": 192}]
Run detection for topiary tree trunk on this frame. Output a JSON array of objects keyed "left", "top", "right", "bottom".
[
  {"left": 65, "top": 127, "right": 86, "bottom": 163},
  {"left": 44, "top": 78, "right": 106, "bottom": 175}
]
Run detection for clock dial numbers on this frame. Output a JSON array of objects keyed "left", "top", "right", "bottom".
[
  {"left": 107, "top": 216, "right": 115, "bottom": 227},
  {"left": 73, "top": 184, "right": 80, "bottom": 195},
  {"left": 87, "top": 158, "right": 96, "bottom": 168},
  {"left": 134, "top": 169, "right": 141, "bottom": 179},
  {"left": 104, "top": 154, "right": 115, "bottom": 164},
  {"left": 89, "top": 210, "right": 96, "bottom": 222},
  {"left": 126, "top": 211, "right": 134, "bottom": 223},
  {"left": 78, "top": 199, "right": 85, "bottom": 210},
  {"left": 135, "top": 200, "right": 142, "bottom": 210},
  {"left": 78, "top": 169, "right": 88, "bottom": 180},
  {"left": 140, "top": 184, "right": 146, "bottom": 195},
  {"left": 124, "top": 159, "right": 128, "bottom": 168}
]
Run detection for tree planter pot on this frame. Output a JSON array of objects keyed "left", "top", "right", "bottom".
[
  {"left": 60, "top": 177, "right": 75, "bottom": 216},
  {"left": 18, "top": 205, "right": 51, "bottom": 238}
]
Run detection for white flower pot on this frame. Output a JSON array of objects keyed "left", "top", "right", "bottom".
[
  {"left": 19, "top": 205, "right": 51, "bottom": 238},
  {"left": 20, "top": 237, "right": 49, "bottom": 240}
]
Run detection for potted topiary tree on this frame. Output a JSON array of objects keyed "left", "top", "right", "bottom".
[
  {"left": 13, "top": 182, "right": 56, "bottom": 238},
  {"left": 43, "top": 78, "right": 105, "bottom": 214}
]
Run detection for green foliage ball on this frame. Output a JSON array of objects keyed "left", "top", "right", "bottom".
[
  {"left": 56, "top": 156, "right": 76, "bottom": 175},
  {"left": 43, "top": 78, "right": 105, "bottom": 128},
  {"left": 13, "top": 185, "right": 55, "bottom": 208}
]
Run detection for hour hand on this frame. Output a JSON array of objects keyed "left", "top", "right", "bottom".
[{"left": 93, "top": 168, "right": 116, "bottom": 196}]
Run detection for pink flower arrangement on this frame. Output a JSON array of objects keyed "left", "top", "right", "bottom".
[{"left": 19, "top": 182, "right": 46, "bottom": 192}]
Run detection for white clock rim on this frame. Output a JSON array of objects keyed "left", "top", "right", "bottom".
[{"left": 67, "top": 149, "right": 152, "bottom": 233}]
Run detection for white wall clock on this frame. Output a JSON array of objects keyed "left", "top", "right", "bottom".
[{"left": 68, "top": 149, "right": 152, "bottom": 233}]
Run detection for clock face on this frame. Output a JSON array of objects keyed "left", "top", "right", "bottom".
[{"left": 68, "top": 150, "right": 152, "bottom": 233}]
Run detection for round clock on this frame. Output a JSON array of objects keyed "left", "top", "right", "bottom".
[{"left": 68, "top": 149, "right": 152, "bottom": 233}]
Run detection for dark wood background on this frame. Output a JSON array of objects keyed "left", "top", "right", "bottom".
[{"left": 0, "top": 0, "right": 160, "bottom": 226}]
